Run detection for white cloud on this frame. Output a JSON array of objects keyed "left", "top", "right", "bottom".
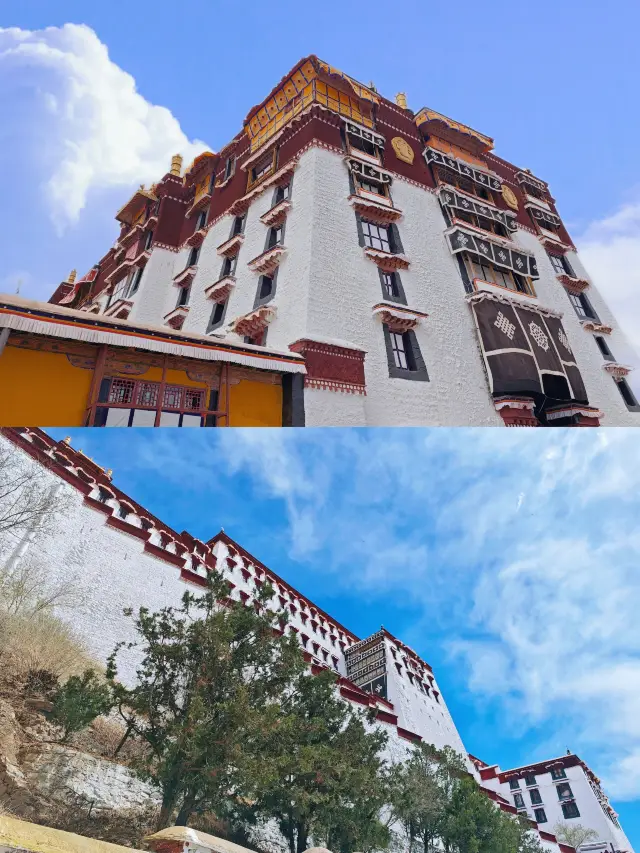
[
  {"left": 0, "top": 24, "right": 210, "bottom": 227},
  {"left": 577, "top": 200, "right": 640, "bottom": 356}
]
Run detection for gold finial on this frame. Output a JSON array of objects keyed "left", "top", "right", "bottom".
[
  {"left": 395, "top": 92, "right": 408, "bottom": 109},
  {"left": 68, "top": 269, "right": 77, "bottom": 284},
  {"left": 368, "top": 81, "right": 377, "bottom": 92},
  {"left": 139, "top": 183, "right": 145, "bottom": 191},
  {"left": 63, "top": 436, "right": 71, "bottom": 444},
  {"left": 170, "top": 154, "right": 183, "bottom": 176},
  {"left": 106, "top": 468, "right": 113, "bottom": 478}
]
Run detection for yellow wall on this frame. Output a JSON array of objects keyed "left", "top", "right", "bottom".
[
  {"left": 0, "top": 346, "right": 92, "bottom": 426},
  {"left": 0, "top": 345, "right": 284, "bottom": 427},
  {"left": 229, "top": 379, "right": 282, "bottom": 427}
]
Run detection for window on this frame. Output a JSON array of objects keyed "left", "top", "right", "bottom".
[
  {"left": 362, "top": 220, "right": 391, "bottom": 252},
  {"left": 108, "top": 378, "right": 135, "bottom": 405},
  {"left": 128, "top": 267, "right": 143, "bottom": 296},
  {"left": 594, "top": 336, "right": 613, "bottom": 359},
  {"left": 98, "top": 487, "right": 111, "bottom": 504},
  {"left": 187, "top": 246, "right": 200, "bottom": 267},
  {"left": 232, "top": 215, "right": 245, "bottom": 237},
  {"left": 467, "top": 255, "right": 534, "bottom": 296},
  {"left": 357, "top": 177, "right": 387, "bottom": 197},
  {"left": 513, "top": 793, "right": 525, "bottom": 809},
  {"left": 348, "top": 133, "right": 379, "bottom": 159},
  {"left": 534, "top": 808, "right": 547, "bottom": 824},
  {"left": 550, "top": 767, "right": 567, "bottom": 781},
  {"left": 561, "top": 801, "right": 580, "bottom": 819},
  {"left": 524, "top": 773, "right": 536, "bottom": 787},
  {"left": 509, "top": 779, "right": 521, "bottom": 791},
  {"left": 615, "top": 378, "right": 639, "bottom": 408},
  {"left": 556, "top": 783, "right": 573, "bottom": 801},
  {"left": 250, "top": 153, "right": 275, "bottom": 186},
  {"left": 267, "top": 225, "right": 284, "bottom": 248},
  {"left": 176, "top": 284, "right": 191, "bottom": 307},
  {"left": 548, "top": 253, "right": 574, "bottom": 276},
  {"left": 208, "top": 299, "right": 227, "bottom": 332},
  {"left": 117, "top": 504, "right": 129, "bottom": 519},
  {"left": 435, "top": 165, "right": 493, "bottom": 202},
  {"left": 224, "top": 156, "right": 235, "bottom": 180},
  {"left": 530, "top": 789, "right": 542, "bottom": 806},
  {"left": 258, "top": 276, "right": 274, "bottom": 302},
  {"left": 195, "top": 210, "right": 208, "bottom": 230},
  {"left": 568, "top": 291, "right": 597, "bottom": 320},
  {"left": 222, "top": 255, "right": 237, "bottom": 278},
  {"left": 381, "top": 272, "right": 401, "bottom": 300},
  {"left": 245, "top": 329, "right": 267, "bottom": 347},
  {"left": 390, "top": 331, "right": 412, "bottom": 370},
  {"left": 522, "top": 182, "right": 544, "bottom": 201},
  {"left": 144, "top": 230, "right": 154, "bottom": 250},
  {"left": 274, "top": 183, "right": 290, "bottom": 204},
  {"left": 452, "top": 206, "right": 507, "bottom": 237}
]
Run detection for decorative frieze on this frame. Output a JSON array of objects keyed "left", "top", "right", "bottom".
[
  {"left": 602, "top": 362, "right": 633, "bottom": 379},
  {"left": 186, "top": 227, "right": 207, "bottom": 248},
  {"left": 260, "top": 199, "right": 292, "bottom": 227},
  {"left": 247, "top": 245, "right": 287, "bottom": 276},
  {"left": 557, "top": 274, "right": 589, "bottom": 294},
  {"left": 349, "top": 195, "right": 402, "bottom": 224},
  {"left": 494, "top": 398, "right": 539, "bottom": 427},
  {"left": 173, "top": 265, "right": 197, "bottom": 288},
  {"left": 289, "top": 338, "right": 367, "bottom": 395},
  {"left": 348, "top": 157, "right": 393, "bottom": 185},
  {"left": 217, "top": 234, "right": 244, "bottom": 257},
  {"left": 344, "top": 119, "right": 385, "bottom": 148},
  {"left": 438, "top": 185, "right": 517, "bottom": 232},
  {"left": 364, "top": 247, "right": 410, "bottom": 272},
  {"left": 447, "top": 227, "right": 539, "bottom": 279},
  {"left": 163, "top": 305, "right": 190, "bottom": 329},
  {"left": 372, "top": 302, "right": 428, "bottom": 332},
  {"left": 424, "top": 147, "right": 502, "bottom": 190},
  {"left": 204, "top": 276, "right": 235, "bottom": 304},
  {"left": 231, "top": 305, "right": 276, "bottom": 338},
  {"left": 582, "top": 319, "right": 613, "bottom": 335},
  {"left": 526, "top": 203, "right": 561, "bottom": 230}
]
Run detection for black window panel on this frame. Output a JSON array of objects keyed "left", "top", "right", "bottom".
[
  {"left": 509, "top": 779, "right": 521, "bottom": 791},
  {"left": 210, "top": 301, "right": 226, "bottom": 327},
  {"left": 513, "top": 793, "right": 525, "bottom": 808},
  {"left": 358, "top": 178, "right": 386, "bottom": 196},
  {"left": 188, "top": 246, "right": 200, "bottom": 267},
  {"left": 390, "top": 331, "right": 413, "bottom": 370},
  {"left": 616, "top": 378, "right": 638, "bottom": 407},
  {"left": 275, "top": 183, "right": 290, "bottom": 204},
  {"left": 382, "top": 272, "right": 399, "bottom": 299},
  {"left": 144, "top": 230, "right": 154, "bottom": 250},
  {"left": 362, "top": 220, "right": 391, "bottom": 252},
  {"left": 530, "top": 789, "right": 542, "bottom": 805},
  {"left": 556, "top": 783, "right": 573, "bottom": 800},
  {"left": 561, "top": 802, "right": 580, "bottom": 819},
  {"left": 176, "top": 285, "right": 190, "bottom": 307},
  {"left": 222, "top": 255, "right": 237, "bottom": 277},
  {"left": 232, "top": 215, "right": 245, "bottom": 236},
  {"left": 383, "top": 326, "right": 429, "bottom": 382},
  {"left": 268, "top": 225, "right": 284, "bottom": 248},
  {"left": 224, "top": 156, "right": 235, "bottom": 180},
  {"left": 129, "top": 267, "right": 143, "bottom": 295},
  {"left": 568, "top": 291, "right": 597, "bottom": 320},
  {"left": 534, "top": 808, "right": 547, "bottom": 824},
  {"left": 524, "top": 773, "right": 536, "bottom": 787},
  {"left": 349, "top": 134, "right": 378, "bottom": 157},
  {"left": 196, "top": 210, "right": 207, "bottom": 230},
  {"left": 550, "top": 768, "right": 567, "bottom": 781},
  {"left": 259, "top": 276, "right": 274, "bottom": 300},
  {"left": 595, "top": 336, "right": 613, "bottom": 358}
]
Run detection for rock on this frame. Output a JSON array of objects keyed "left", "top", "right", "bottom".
[
  {"left": 23, "top": 699, "right": 54, "bottom": 713},
  {"left": 19, "top": 744, "right": 161, "bottom": 812}
]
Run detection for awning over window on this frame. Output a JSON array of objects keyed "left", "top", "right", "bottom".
[
  {"left": 348, "top": 158, "right": 392, "bottom": 185},
  {"left": 448, "top": 227, "right": 539, "bottom": 279},
  {"left": 344, "top": 119, "right": 385, "bottom": 148},
  {"left": 439, "top": 186, "right": 517, "bottom": 232},
  {"left": 424, "top": 147, "right": 502, "bottom": 191},
  {"left": 515, "top": 170, "right": 547, "bottom": 193},
  {"left": 527, "top": 204, "right": 561, "bottom": 229},
  {"left": 468, "top": 291, "right": 588, "bottom": 404}
]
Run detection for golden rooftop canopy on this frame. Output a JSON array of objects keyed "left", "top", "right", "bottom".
[
  {"left": 243, "top": 55, "right": 380, "bottom": 153},
  {"left": 415, "top": 107, "right": 494, "bottom": 155},
  {"left": 115, "top": 186, "right": 157, "bottom": 225}
]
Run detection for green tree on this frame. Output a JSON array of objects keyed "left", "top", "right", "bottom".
[
  {"left": 245, "top": 668, "right": 389, "bottom": 853},
  {"left": 442, "top": 777, "right": 544, "bottom": 853},
  {"left": 51, "top": 669, "right": 113, "bottom": 742},
  {"left": 106, "top": 573, "right": 305, "bottom": 830}
]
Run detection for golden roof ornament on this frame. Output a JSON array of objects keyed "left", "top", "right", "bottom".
[
  {"left": 395, "top": 92, "right": 408, "bottom": 109},
  {"left": 171, "top": 154, "right": 183, "bottom": 176},
  {"left": 68, "top": 269, "right": 77, "bottom": 284},
  {"left": 63, "top": 436, "right": 71, "bottom": 444}
]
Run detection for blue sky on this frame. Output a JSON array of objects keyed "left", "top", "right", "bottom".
[
  {"left": 1, "top": 0, "right": 640, "bottom": 350},
  {"left": 49, "top": 427, "right": 640, "bottom": 846}
]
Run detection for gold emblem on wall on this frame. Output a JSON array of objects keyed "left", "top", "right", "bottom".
[
  {"left": 391, "top": 136, "right": 414, "bottom": 164},
  {"left": 502, "top": 185, "right": 519, "bottom": 210}
]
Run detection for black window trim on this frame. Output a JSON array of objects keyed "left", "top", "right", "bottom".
[
  {"left": 378, "top": 269, "right": 407, "bottom": 305},
  {"left": 207, "top": 297, "right": 229, "bottom": 334},
  {"left": 382, "top": 324, "right": 429, "bottom": 382},
  {"left": 253, "top": 268, "right": 279, "bottom": 309}
]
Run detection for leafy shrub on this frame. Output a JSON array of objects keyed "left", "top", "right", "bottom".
[{"left": 51, "top": 670, "right": 113, "bottom": 742}]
